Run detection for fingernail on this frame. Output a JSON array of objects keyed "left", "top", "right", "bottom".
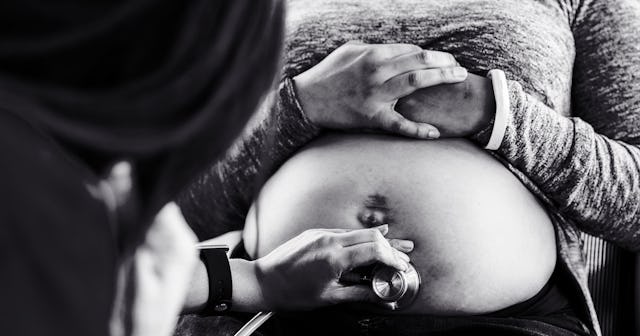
[
  {"left": 453, "top": 67, "right": 467, "bottom": 78},
  {"left": 375, "top": 224, "right": 389, "bottom": 235},
  {"left": 428, "top": 129, "right": 440, "bottom": 139},
  {"left": 397, "top": 251, "right": 410, "bottom": 263},
  {"left": 399, "top": 240, "right": 414, "bottom": 252},
  {"left": 399, "top": 260, "right": 409, "bottom": 271}
]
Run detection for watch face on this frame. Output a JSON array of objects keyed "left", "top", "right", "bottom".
[{"left": 372, "top": 267, "right": 407, "bottom": 302}]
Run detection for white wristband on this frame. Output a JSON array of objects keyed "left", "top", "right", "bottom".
[{"left": 485, "top": 69, "right": 509, "bottom": 150}]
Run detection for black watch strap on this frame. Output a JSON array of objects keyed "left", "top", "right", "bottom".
[{"left": 199, "top": 245, "right": 232, "bottom": 314}]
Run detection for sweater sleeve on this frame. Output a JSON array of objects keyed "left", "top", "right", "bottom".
[
  {"left": 176, "top": 78, "right": 321, "bottom": 240},
  {"left": 474, "top": 0, "right": 640, "bottom": 251}
]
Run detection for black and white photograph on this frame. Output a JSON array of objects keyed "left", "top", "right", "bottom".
[{"left": 1, "top": 1, "right": 638, "bottom": 336}]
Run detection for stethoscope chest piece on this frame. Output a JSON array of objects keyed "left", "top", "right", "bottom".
[{"left": 371, "top": 263, "right": 421, "bottom": 310}]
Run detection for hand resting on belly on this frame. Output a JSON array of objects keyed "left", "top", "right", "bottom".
[{"left": 243, "top": 133, "right": 556, "bottom": 315}]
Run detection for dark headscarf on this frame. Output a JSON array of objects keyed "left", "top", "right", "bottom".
[{"left": 0, "top": 0, "right": 285, "bottom": 252}]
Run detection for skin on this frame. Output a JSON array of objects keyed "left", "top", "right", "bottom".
[
  {"left": 396, "top": 73, "right": 496, "bottom": 137},
  {"left": 294, "top": 42, "right": 472, "bottom": 139},
  {"left": 243, "top": 135, "right": 557, "bottom": 314},
  {"left": 185, "top": 225, "right": 414, "bottom": 312},
  {"left": 111, "top": 203, "right": 198, "bottom": 336},
  {"left": 183, "top": 42, "right": 493, "bottom": 313}
]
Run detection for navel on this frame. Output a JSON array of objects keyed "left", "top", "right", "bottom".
[{"left": 357, "top": 193, "right": 394, "bottom": 227}]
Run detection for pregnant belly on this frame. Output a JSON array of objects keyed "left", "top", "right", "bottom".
[{"left": 243, "top": 133, "right": 556, "bottom": 315}]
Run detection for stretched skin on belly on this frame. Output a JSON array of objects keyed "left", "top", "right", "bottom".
[{"left": 243, "top": 133, "right": 556, "bottom": 315}]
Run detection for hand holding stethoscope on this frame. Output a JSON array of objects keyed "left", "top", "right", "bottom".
[{"left": 235, "top": 262, "right": 421, "bottom": 336}]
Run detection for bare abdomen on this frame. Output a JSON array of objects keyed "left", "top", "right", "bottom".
[{"left": 243, "top": 133, "right": 556, "bottom": 315}]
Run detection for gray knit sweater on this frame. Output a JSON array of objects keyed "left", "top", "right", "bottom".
[{"left": 178, "top": 1, "right": 640, "bottom": 335}]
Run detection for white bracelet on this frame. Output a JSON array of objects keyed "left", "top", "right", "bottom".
[{"left": 485, "top": 69, "right": 509, "bottom": 150}]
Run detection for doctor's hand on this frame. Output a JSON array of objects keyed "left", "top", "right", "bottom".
[
  {"left": 252, "top": 224, "right": 413, "bottom": 311},
  {"left": 293, "top": 42, "right": 467, "bottom": 139}
]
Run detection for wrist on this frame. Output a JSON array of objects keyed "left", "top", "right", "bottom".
[
  {"left": 469, "top": 76, "right": 496, "bottom": 135},
  {"left": 483, "top": 69, "right": 509, "bottom": 150},
  {"left": 469, "top": 70, "right": 513, "bottom": 149},
  {"left": 291, "top": 73, "right": 323, "bottom": 127},
  {"left": 183, "top": 259, "right": 271, "bottom": 314},
  {"left": 229, "top": 259, "right": 270, "bottom": 312},
  {"left": 194, "top": 246, "right": 233, "bottom": 315},
  {"left": 468, "top": 76, "right": 496, "bottom": 144}
]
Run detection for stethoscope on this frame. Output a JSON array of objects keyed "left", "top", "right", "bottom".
[
  {"left": 234, "top": 263, "right": 421, "bottom": 336},
  {"left": 370, "top": 262, "right": 421, "bottom": 310}
]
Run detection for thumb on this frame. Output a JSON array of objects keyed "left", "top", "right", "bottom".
[{"left": 377, "top": 110, "right": 440, "bottom": 139}]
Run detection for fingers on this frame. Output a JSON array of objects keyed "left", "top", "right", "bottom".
[
  {"left": 388, "top": 238, "right": 414, "bottom": 253},
  {"left": 312, "top": 228, "right": 352, "bottom": 234},
  {"left": 373, "top": 43, "right": 423, "bottom": 59},
  {"left": 330, "top": 226, "right": 412, "bottom": 267},
  {"left": 313, "top": 226, "right": 414, "bottom": 253},
  {"left": 376, "top": 50, "right": 459, "bottom": 81},
  {"left": 382, "top": 66, "right": 468, "bottom": 99},
  {"left": 377, "top": 111, "right": 440, "bottom": 139},
  {"left": 336, "top": 225, "right": 389, "bottom": 246},
  {"left": 340, "top": 241, "right": 410, "bottom": 272}
]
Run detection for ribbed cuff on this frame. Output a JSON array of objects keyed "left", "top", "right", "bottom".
[
  {"left": 484, "top": 69, "right": 509, "bottom": 150},
  {"left": 279, "top": 77, "right": 322, "bottom": 139}
]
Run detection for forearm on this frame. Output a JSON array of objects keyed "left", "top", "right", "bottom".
[
  {"left": 472, "top": 0, "right": 640, "bottom": 250},
  {"left": 473, "top": 80, "right": 640, "bottom": 250},
  {"left": 176, "top": 78, "right": 321, "bottom": 240}
]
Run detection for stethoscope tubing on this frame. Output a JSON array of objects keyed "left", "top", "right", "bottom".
[{"left": 233, "top": 311, "right": 275, "bottom": 336}]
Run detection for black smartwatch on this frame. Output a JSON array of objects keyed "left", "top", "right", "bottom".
[{"left": 198, "top": 244, "right": 232, "bottom": 314}]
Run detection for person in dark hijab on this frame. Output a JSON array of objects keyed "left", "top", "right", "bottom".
[
  {"left": 0, "top": 1, "right": 284, "bottom": 335},
  {"left": 0, "top": 0, "right": 285, "bottom": 247},
  {"left": 0, "top": 1, "right": 427, "bottom": 335}
]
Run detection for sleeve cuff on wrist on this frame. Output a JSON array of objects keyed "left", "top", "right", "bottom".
[
  {"left": 281, "top": 77, "right": 322, "bottom": 135},
  {"left": 485, "top": 69, "right": 509, "bottom": 151}
]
